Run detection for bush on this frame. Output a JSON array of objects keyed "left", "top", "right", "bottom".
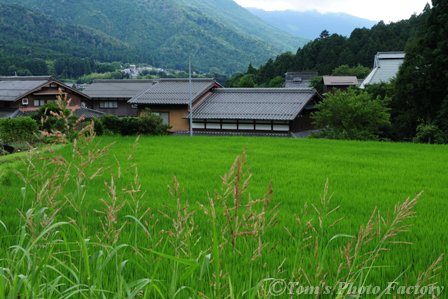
[
  {"left": 96, "top": 114, "right": 122, "bottom": 136},
  {"left": 138, "top": 108, "right": 172, "bottom": 135},
  {"left": 94, "top": 109, "right": 171, "bottom": 136},
  {"left": 120, "top": 116, "right": 141, "bottom": 135},
  {"left": 0, "top": 117, "right": 38, "bottom": 144},
  {"left": 413, "top": 123, "right": 447, "bottom": 144}
]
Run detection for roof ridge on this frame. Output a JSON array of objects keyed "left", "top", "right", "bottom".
[
  {"left": 214, "top": 88, "right": 315, "bottom": 93},
  {"left": 159, "top": 78, "right": 215, "bottom": 81},
  {"left": 93, "top": 79, "right": 155, "bottom": 83},
  {"left": 79, "top": 106, "right": 105, "bottom": 114},
  {"left": 0, "top": 76, "right": 54, "bottom": 81}
]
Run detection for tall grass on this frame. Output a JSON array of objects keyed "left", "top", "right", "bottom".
[{"left": 0, "top": 96, "right": 445, "bottom": 298}]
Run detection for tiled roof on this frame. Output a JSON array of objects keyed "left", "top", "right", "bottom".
[
  {"left": 0, "top": 76, "right": 53, "bottom": 102},
  {"left": 1, "top": 107, "right": 104, "bottom": 120},
  {"left": 360, "top": 52, "right": 405, "bottom": 88},
  {"left": 128, "top": 78, "right": 220, "bottom": 105},
  {"left": 73, "top": 107, "right": 105, "bottom": 119},
  {"left": 284, "top": 81, "right": 312, "bottom": 88},
  {"left": 0, "top": 76, "right": 90, "bottom": 102},
  {"left": 0, "top": 108, "right": 21, "bottom": 118},
  {"left": 284, "top": 72, "right": 318, "bottom": 88},
  {"left": 186, "top": 88, "right": 319, "bottom": 121},
  {"left": 323, "top": 76, "right": 358, "bottom": 85},
  {"left": 83, "top": 79, "right": 155, "bottom": 99}
]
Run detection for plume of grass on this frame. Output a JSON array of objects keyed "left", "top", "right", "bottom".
[{"left": 196, "top": 146, "right": 280, "bottom": 298}]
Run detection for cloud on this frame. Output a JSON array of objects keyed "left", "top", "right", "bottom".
[{"left": 234, "top": 0, "right": 429, "bottom": 23}]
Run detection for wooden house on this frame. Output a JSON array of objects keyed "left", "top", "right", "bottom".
[
  {"left": 128, "top": 78, "right": 222, "bottom": 131},
  {"left": 0, "top": 76, "right": 90, "bottom": 117},
  {"left": 0, "top": 76, "right": 105, "bottom": 120},
  {"left": 82, "top": 79, "right": 156, "bottom": 117}
]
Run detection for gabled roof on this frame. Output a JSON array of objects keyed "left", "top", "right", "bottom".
[
  {"left": 73, "top": 106, "right": 105, "bottom": 119},
  {"left": 83, "top": 79, "right": 155, "bottom": 99},
  {"left": 128, "top": 78, "right": 221, "bottom": 105},
  {"left": 186, "top": 88, "right": 321, "bottom": 121},
  {"left": 0, "top": 76, "right": 52, "bottom": 102},
  {"left": 323, "top": 76, "right": 358, "bottom": 85},
  {"left": 360, "top": 51, "right": 405, "bottom": 88},
  {"left": 0, "top": 76, "right": 90, "bottom": 102}
]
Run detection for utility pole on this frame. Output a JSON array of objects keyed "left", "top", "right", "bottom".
[{"left": 189, "top": 56, "right": 193, "bottom": 137}]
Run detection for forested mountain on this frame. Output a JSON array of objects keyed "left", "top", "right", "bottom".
[
  {"left": 0, "top": 0, "right": 306, "bottom": 73},
  {"left": 173, "top": 0, "right": 309, "bottom": 52},
  {"left": 0, "top": 2, "right": 145, "bottom": 77},
  {"left": 246, "top": 8, "right": 377, "bottom": 39}
]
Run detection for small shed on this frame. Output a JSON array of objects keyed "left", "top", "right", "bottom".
[{"left": 322, "top": 76, "right": 359, "bottom": 94}]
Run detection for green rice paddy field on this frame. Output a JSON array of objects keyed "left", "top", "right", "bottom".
[{"left": 0, "top": 136, "right": 447, "bottom": 298}]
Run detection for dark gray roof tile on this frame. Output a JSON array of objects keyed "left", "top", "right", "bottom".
[
  {"left": 0, "top": 109, "right": 22, "bottom": 118},
  {"left": 128, "top": 78, "right": 220, "bottom": 104},
  {"left": 83, "top": 79, "right": 155, "bottom": 99},
  {"left": 74, "top": 107, "right": 105, "bottom": 119},
  {"left": 1, "top": 107, "right": 104, "bottom": 120},
  {"left": 0, "top": 76, "right": 53, "bottom": 102},
  {"left": 187, "top": 88, "right": 319, "bottom": 121}
]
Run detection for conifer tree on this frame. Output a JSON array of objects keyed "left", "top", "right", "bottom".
[{"left": 393, "top": 1, "right": 448, "bottom": 139}]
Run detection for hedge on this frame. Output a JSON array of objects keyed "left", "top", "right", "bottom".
[{"left": 0, "top": 117, "right": 38, "bottom": 144}]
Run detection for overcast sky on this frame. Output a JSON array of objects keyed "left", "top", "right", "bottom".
[{"left": 233, "top": 0, "right": 430, "bottom": 23}]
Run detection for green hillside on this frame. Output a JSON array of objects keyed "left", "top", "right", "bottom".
[
  {"left": 0, "top": 2, "right": 149, "bottom": 76},
  {"left": 0, "top": 0, "right": 305, "bottom": 73}
]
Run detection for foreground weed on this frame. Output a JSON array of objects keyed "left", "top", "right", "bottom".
[
  {"left": 196, "top": 146, "right": 281, "bottom": 298},
  {"left": 278, "top": 183, "right": 443, "bottom": 299}
]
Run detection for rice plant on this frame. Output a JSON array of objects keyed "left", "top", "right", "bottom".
[{"left": 0, "top": 98, "right": 445, "bottom": 298}]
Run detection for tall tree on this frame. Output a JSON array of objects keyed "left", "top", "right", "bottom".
[
  {"left": 393, "top": 2, "right": 447, "bottom": 139},
  {"left": 319, "top": 30, "right": 330, "bottom": 39},
  {"left": 429, "top": 0, "right": 448, "bottom": 134}
]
